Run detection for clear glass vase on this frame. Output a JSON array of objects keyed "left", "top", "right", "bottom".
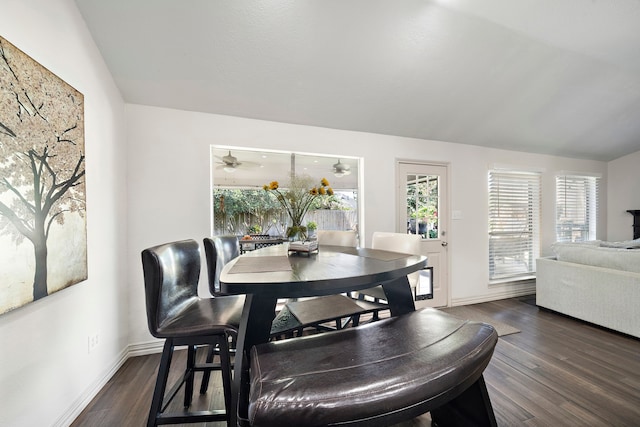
[{"left": 286, "top": 223, "right": 307, "bottom": 242}]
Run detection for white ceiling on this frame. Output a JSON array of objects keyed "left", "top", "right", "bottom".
[
  {"left": 211, "top": 147, "right": 359, "bottom": 189},
  {"left": 75, "top": 0, "right": 640, "bottom": 161}
]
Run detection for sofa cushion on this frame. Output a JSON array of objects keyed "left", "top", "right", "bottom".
[
  {"left": 599, "top": 238, "right": 640, "bottom": 249},
  {"left": 552, "top": 241, "right": 640, "bottom": 274}
]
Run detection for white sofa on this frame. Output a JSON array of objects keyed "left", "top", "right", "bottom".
[{"left": 536, "top": 240, "right": 640, "bottom": 338}]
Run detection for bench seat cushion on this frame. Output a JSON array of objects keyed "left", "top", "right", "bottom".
[{"left": 248, "top": 307, "right": 497, "bottom": 427}]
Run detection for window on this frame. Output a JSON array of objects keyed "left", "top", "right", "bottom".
[
  {"left": 210, "top": 147, "right": 360, "bottom": 237},
  {"left": 405, "top": 174, "right": 439, "bottom": 239},
  {"left": 488, "top": 170, "right": 541, "bottom": 281},
  {"left": 555, "top": 174, "right": 600, "bottom": 242}
]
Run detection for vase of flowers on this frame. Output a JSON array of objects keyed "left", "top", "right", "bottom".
[{"left": 263, "top": 175, "right": 333, "bottom": 241}]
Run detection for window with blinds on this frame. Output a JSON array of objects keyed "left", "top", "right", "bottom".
[
  {"left": 488, "top": 170, "right": 541, "bottom": 281},
  {"left": 555, "top": 175, "right": 599, "bottom": 242}
]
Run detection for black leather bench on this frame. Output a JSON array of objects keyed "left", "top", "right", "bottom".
[{"left": 248, "top": 307, "right": 498, "bottom": 427}]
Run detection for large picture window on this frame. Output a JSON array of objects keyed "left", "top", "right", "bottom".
[
  {"left": 555, "top": 174, "right": 600, "bottom": 242},
  {"left": 488, "top": 170, "right": 541, "bottom": 281},
  {"left": 211, "top": 147, "right": 360, "bottom": 238}
]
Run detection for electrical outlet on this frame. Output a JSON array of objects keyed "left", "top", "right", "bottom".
[{"left": 87, "top": 333, "right": 99, "bottom": 353}]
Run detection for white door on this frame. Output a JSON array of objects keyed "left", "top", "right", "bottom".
[{"left": 396, "top": 161, "right": 449, "bottom": 308}]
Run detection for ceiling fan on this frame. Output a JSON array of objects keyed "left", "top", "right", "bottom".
[
  {"left": 332, "top": 159, "right": 351, "bottom": 177},
  {"left": 214, "top": 150, "right": 260, "bottom": 173}
]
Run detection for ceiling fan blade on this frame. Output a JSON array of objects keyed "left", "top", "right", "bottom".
[{"left": 239, "top": 160, "right": 261, "bottom": 168}]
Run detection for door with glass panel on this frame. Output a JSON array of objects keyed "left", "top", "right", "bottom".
[{"left": 396, "top": 161, "right": 449, "bottom": 308}]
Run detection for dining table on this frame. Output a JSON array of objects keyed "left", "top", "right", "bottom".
[{"left": 219, "top": 242, "right": 427, "bottom": 426}]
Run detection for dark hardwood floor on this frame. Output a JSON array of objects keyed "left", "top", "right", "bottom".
[{"left": 71, "top": 297, "right": 640, "bottom": 426}]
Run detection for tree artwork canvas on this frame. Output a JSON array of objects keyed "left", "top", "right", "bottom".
[{"left": 0, "top": 36, "right": 87, "bottom": 315}]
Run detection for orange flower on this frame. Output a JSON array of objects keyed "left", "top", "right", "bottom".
[
  {"left": 269, "top": 181, "right": 279, "bottom": 190},
  {"left": 321, "top": 177, "right": 330, "bottom": 187}
]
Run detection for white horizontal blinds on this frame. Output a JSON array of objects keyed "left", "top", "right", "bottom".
[
  {"left": 489, "top": 170, "right": 541, "bottom": 281},
  {"left": 556, "top": 175, "right": 599, "bottom": 242}
]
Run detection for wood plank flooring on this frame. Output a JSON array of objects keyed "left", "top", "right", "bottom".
[{"left": 71, "top": 297, "right": 640, "bottom": 426}]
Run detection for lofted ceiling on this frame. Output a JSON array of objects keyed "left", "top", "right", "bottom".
[{"left": 74, "top": 0, "right": 640, "bottom": 162}]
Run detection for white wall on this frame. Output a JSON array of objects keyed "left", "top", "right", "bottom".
[
  {"left": 607, "top": 149, "right": 640, "bottom": 241},
  {"left": 126, "top": 104, "right": 608, "bottom": 344},
  {"left": 0, "top": 1, "right": 128, "bottom": 426}
]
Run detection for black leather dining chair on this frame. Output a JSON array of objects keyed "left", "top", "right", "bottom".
[
  {"left": 141, "top": 239, "right": 242, "bottom": 426},
  {"left": 198, "top": 235, "right": 246, "bottom": 394},
  {"left": 204, "top": 235, "right": 242, "bottom": 296}
]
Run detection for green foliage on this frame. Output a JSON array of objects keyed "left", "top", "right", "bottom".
[
  {"left": 411, "top": 205, "right": 437, "bottom": 219},
  {"left": 312, "top": 194, "right": 347, "bottom": 210},
  {"left": 213, "top": 184, "right": 355, "bottom": 236},
  {"left": 286, "top": 224, "right": 307, "bottom": 239},
  {"left": 407, "top": 178, "right": 438, "bottom": 219},
  {"left": 214, "top": 188, "right": 283, "bottom": 234},
  {"left": 214, "top": 189, "right": 280, "bottom": 217}
]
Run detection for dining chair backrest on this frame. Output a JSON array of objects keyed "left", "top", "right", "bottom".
[
  {"left": 372, "top": 232, "right": 422, "bottom": 287},
  {"left": 203, "top": 235, "right": 240, "bottom": 295},
  {"left": 141, "top": 239, "right": 201, "bottom": 338},
  {"left": 316, "top": 230, "right": 358, "bottom": 247}
]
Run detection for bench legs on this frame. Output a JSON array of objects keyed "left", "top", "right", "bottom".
[{"left": 430, "top": 375, "right": 497, "bottom": 427}]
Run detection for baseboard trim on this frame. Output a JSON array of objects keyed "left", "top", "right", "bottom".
[
  {"left": 128, "top": 339, "right": 164, "bottom": 357},
  {"left": 451, "top": 283, "right": 536, "bottom": 306},
  {"left": 56, "top": 340, "right": 164, "bottom": 426},
  {"left": 54, "top": 347, "right": 129, "bottom": 427}
]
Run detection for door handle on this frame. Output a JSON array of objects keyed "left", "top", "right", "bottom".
[{"left": 441, "top": 241, "right": 448, "bottom": 247}]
